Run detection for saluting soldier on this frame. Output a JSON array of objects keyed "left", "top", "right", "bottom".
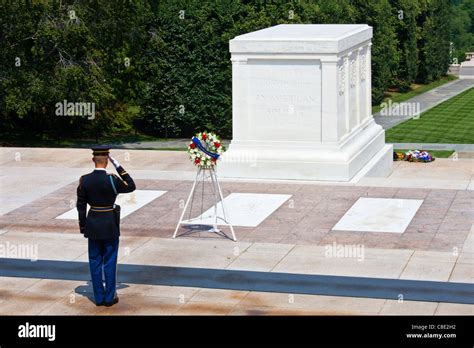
[{"left": 77, "top": 146, "right": 136, "bottom": 307}]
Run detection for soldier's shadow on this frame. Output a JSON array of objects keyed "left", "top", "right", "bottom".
[{"left": 75, "top": 281, "right": 130, "bottom": 304}]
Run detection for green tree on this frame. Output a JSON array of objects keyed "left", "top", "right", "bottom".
[
  {"left": 450, "top": 0, "right": 474, "bottom": 63},
  {"left": 352, "top": 0, "right": 400, "bottom": 104},
  {"left": 391, "top": 0, "right": 419, "bottom": 91},
  {"left": 417, "top": 0, "right": 451, "bottom": 83},
  {"left": 0, "top": 0, "right": 462, "bottom": 141},
  {"left": 0, "top": 0, "right": 151, "bottom": 143}
]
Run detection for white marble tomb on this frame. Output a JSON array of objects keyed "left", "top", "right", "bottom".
[{"left": 219, "top": 24, "right": 393, "bottom": 181}]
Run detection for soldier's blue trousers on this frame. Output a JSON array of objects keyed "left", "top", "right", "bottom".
[{"left": 88, "top": 237, "right": 119, "bottom": 304}]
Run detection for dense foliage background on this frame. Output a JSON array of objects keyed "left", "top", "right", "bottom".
[{"left": 0, "top": 0, "right": 472, "bottom": 141}]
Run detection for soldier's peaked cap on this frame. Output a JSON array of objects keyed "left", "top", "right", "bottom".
[{"left": 91, "top": 145, "right": 111, "bottom": 156}]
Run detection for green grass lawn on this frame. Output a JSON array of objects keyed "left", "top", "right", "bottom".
[
  {"left": 385, "top": 87, "right": 474, "bottom": 144},
  {"left": 372, "top": 75, "right": 457, "bottom": 114}
]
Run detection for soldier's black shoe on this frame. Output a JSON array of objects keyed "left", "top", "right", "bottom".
[
  {"left": 96, "top": 302, "right": 105, "bottom": 306},
  {"left": 104, "top": 297, "right": 119, "bottom": 307}
]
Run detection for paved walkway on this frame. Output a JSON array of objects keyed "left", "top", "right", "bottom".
[
  {"left": 2, "top": 275, "right": 470, "bottom": 315},
  {"left": 0, "top": 147, "right": 473, "bottom": 315},
  {"left": 374, "top": 78, "right": 474, "bottom": 130},
  {"left": 0, "top": 231, "right": 473, "bottom": 315},
  {"left": 2, "top": 175, "right": 473, "bottom": 251},
  {"left": 2, "top": 246, "right": 473, "bottom": 304}
]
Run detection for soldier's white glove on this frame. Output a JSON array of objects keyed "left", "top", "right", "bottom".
[{"left": 108, "top": 155, "right": 121, "bottom": 169}]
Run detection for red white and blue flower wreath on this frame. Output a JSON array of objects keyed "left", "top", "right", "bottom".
[
  {"left": 187, "top": 132, "right": 224, "bottom": 168},
  {"left": 393, "top": 150, "right": 435, "bottom": 163}
]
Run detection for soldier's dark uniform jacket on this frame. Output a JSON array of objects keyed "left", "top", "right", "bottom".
[{"left": 77, "top": 166, "right": 135, "bottom": 240}]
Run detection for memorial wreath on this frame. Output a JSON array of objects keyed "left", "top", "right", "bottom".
[
  {"left": 187, "top": 132, "right": 225, "bottom": 168},
  {"left": 393, "top": 150, "right": 435, "bottom": 163}
]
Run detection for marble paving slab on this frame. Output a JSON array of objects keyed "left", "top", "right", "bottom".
[
  {"left": 182, "top": 193, "right": 292, "bottom": 227},
  {"left": 56, "top": 190, "right": 167, "bottom": 220},
  {"left": 332, "top": 197, "right": 423, "bottom": 233}
]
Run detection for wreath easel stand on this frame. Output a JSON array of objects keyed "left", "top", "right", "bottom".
[{"left": 173, "top": 134, "right": 236, "bottom": 241}]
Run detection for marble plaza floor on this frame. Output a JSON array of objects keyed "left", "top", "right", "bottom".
[{"left": 0, "top": 147, "right": 473, "bottom": 315}]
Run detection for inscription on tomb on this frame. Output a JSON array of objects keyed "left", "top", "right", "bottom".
[{"left": 246, "top": 60, "right": 322, "bottom": 141}]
